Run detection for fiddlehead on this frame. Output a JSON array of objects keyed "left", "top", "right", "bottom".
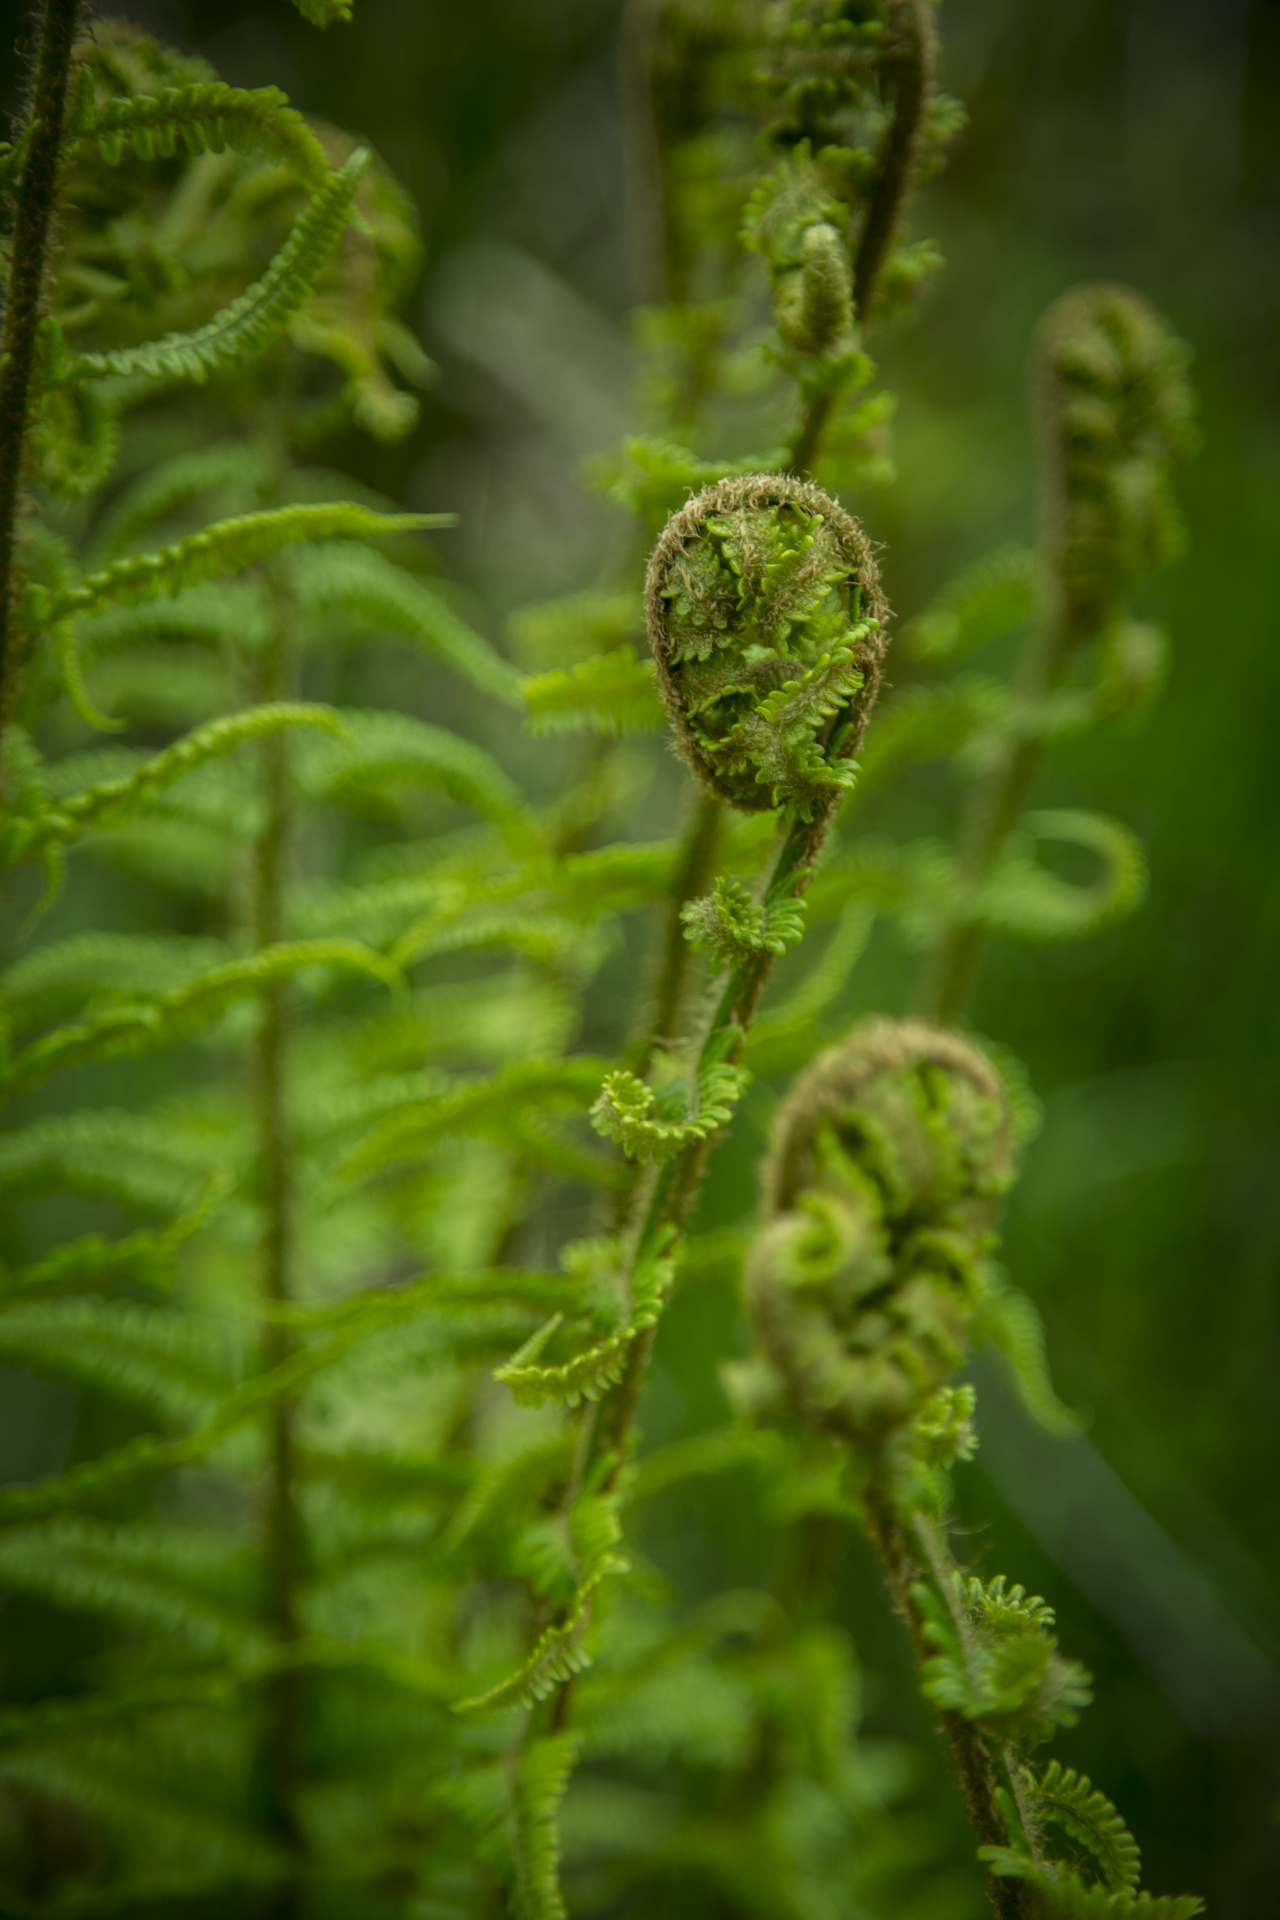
[
  {"left": 645, "top": 473, "right": 888, "bottom": 817},
  {"left": 745, "top": 1018, "right": 1204, "bottom": 1920},
  {"left": 1035, "top": 283, "right": 1194, "bottom": 653},
  {"left": 748, "top": 1017, "right": 1013, "bottom": 1444},
  {"left": 754, "top": 0, "right": 957, "bottom": 473},
  {"left": 925, "top": 284, "right": 1193, "bottom": 1020}
]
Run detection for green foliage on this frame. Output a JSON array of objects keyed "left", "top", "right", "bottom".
[{"left": 0, "top": 4, "right": 1207, "bottom": 1918}]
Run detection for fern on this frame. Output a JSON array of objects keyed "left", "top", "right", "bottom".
[
  {"left": 591, "top": 1058, "right": 750, "bottom": 1164},
  {"left": 512, "top": 1734, "right": 582, "bottom": 1920},
  {"left": 61, "top": 149, "right": 371, "bottom": 387},
  {"left": 1026, "top": 1761, "right": 1142, "bottom": 1895},
  {"left": 522, "top": 647, "right": 665, "bottom": 736},
  {"left": 0, "top": 5, "right": 1207, "bottom": 1915},
  {"left": 456, "top": 1557, "right": 625, "bottom": 1715},
  {"left": 978, "top": 1851, "right": 1203, "bottom": 1920}
]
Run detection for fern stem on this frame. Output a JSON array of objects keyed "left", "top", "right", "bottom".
[
  {"left": 604, "top": 801, "right": 836, "bottom": 1462},
  {"left": 637, "top": 789, "right": 724, "bottom": 1071},
  {"left": 788, "top": 0, "right": 933, "bottom": 478},
  {"left": 0, "top": 0, "right": 81, "bottom": 739},
  {"left": 851, "top": 0, "right": 934, "bottom": 322},
  {"left": 251, "top": 617, "right": 305, "bottom": 1915},
  {"left": 922, "top": 673, "right": 1050, "bottom": 1022},
  {"left": 620, "top": 0, "right": 672, "bottom": 306},
  {"left": 862, "top": 1484, "right": 1030, "bottom": 1920}
]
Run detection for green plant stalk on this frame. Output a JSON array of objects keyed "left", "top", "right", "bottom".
[
  {"left": 0, "top": 0, "right": 81, "bottom": 737},
  {"left": 620, "top": 0, "right": 672, "bottom": 307},
  {"left": 923, "top": 614, "right": 1062, "bottom": 1022},
  {"left": 789, "top": 0, "right": 933, "bottom": 477},
  {"left": 861, "top": 1482, "right": 1034, "bottom": 1920},
  {"left": 605, "top": 800, "right": 837, "bottom": 1465},
  {"left": 251, "top": 611, "right": 305, "bottom": 1915},
  {"left": 635, "top": 789, "right": 724, "bottom": 1074}
]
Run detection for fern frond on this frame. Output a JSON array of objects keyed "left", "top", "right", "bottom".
[
  {"left": 496, "top": 1246, "right": 676, "bottom": 1409},
  {"left": 904, "top": 545, "right": 1036, "bottom": 661},
  {"left": 1, "top": 1171, "right": 230, "bottom": 1300},
  {"left": 303, "top": 708, "right": 533, "bottom": 845},
  {"left": 0, "top": 1109, "right": 225, "bottom": 1218},
  {"left": 978, "top": 1849, "right": 1202, "bottom": 1920},
  {"left": 681, "top": 874, "right": 806, "bottom": 969},
  {"left": 626, "top": 1425, "right": 769, "bottom": 1506},
  {"left": 45, "top": 504, "right": 439, "bottom": 626},
  {"left": 591, "top": 1059, "right": 750, "bottom": 1165},
  {"left": 81, "top": 83, "right": 330, "bottom": 188},
  {"left": 62, "top": 150, "right": 371, "bottom": 387},
  {"left": 0, "top": 930, "right": 228, "bottom": 1030},
  {"left": 338, "top": 1057, "right": 609, "bottom": 1184},
  {"left": 523, "top": 648, "right": 665, "bottom": 736},
  {"left": 290, "top": 543, "right": 521, "bottom": 703},
  {"left": 456, "top": 1557, "right": 624, "bottom": 1715},
  {"left": 0, "top": 1297, "right": 237, "bottom": 1429},
  {"left": 3, "top": 939, "right": 401, "bottom": 1092},
  {"left": 89, "top": 439, "right": 275, "bottom": 564},
  {"left": 512, "top": 1734, "right": 581, "bottom": 1920},
  {"left": 977, "top": 1280, "right": 1083, "bottom": 1437},
  {"left": 0, "top": 1520, "right": 260, "bottom": 1655},
  {"left": 440, "top": 1430, "right": 576, "bottom": 1556},
  {"left": 0, "top": 1733, "right": 286, "bottom": 1899},
  {"left": 1027, "top": 1760, "right": 1141, "bottom": 1895},
  {"left": 979, "top": 810, "right": 1146, "bottom": 942},
  {"left": 4, "top": 703, "right": 345, "bottom": 864}
]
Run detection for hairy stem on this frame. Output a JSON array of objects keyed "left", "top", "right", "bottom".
[
  {"left": 251, "top": 619, "right": 304, "bottom": 1916},
  {"left": 603, "top": 800, "right": 838, "bottom": 1469},
  {"left": 788, "top": 0, "right": 933, "bottom": 478},
  {"left": 851, "top": 0, "right": 934, "bottom": 322},
  {"left": 620, "top": 0, "right": 672, "bottom": 306},
  {"left": 862, "top": 1483, "right": 1029, "bottom": 1920},
  {"left": 0, "top": 0, "right": 81, "bottom": 738},
  {"left": 636, "top": 789, "right": 724, "bottom": 1072}
]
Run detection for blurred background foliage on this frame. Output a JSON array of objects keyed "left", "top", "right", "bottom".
[{"left": 1, "top": 0, "right": 1277, "bottom": 1910}]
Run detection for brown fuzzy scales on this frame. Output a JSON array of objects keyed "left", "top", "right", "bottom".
[{"left": 644, "top": 472, "right": 889, "bottom": 812}]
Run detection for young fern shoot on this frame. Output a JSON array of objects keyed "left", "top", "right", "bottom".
[{"left": 745, "top": 1019, "right": 1203, "bottom": 1920}]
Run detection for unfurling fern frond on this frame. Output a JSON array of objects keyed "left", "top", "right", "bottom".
[
  {"left": 976, "top": 1278, "right": 1083, "bottom": 1437},
  {"left": 591, "top": 1058, "right": 750, "bottom": 1165},
  {"left": 681, "top": 874, "right": 807, "bottom": 968},
  {"left": 977, "top": 1849, "right": 1203, "bottom": 1920},
  {"left": 61, "top": 150, "right": 371, "bottom": 388},
  {"left": 80, "top": 80, "right": 329, "bottom": 185},
  {"left": 1026, "top": 1760, "right": 1142, "bottom": 1895},
  {"left": 456, "top": 1550, "right": 624, "bottom": 1716},
  {"left": 979, "top": 809, "right": 1146, "bottom": 943},
  {"left": 496, "top": 1242, "right": 677, "bottom": 1409},
  {"left": 645, "top": 474, "right": 887, "bottom": 815}
]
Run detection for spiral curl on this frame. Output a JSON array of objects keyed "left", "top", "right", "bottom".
[
  {"left": 645, "top": 474, "right": 888, "bottom": 816},
  {"left": 747, "top": 1018, "right": 1015, "bottom": 1443},
  {"left": 1035, "top": 283, "right": 1194, "bottom": 649}
]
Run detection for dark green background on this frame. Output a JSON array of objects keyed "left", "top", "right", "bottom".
[{"left": 3, "top": 0, "right": 1277, "bottom": 1909}]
